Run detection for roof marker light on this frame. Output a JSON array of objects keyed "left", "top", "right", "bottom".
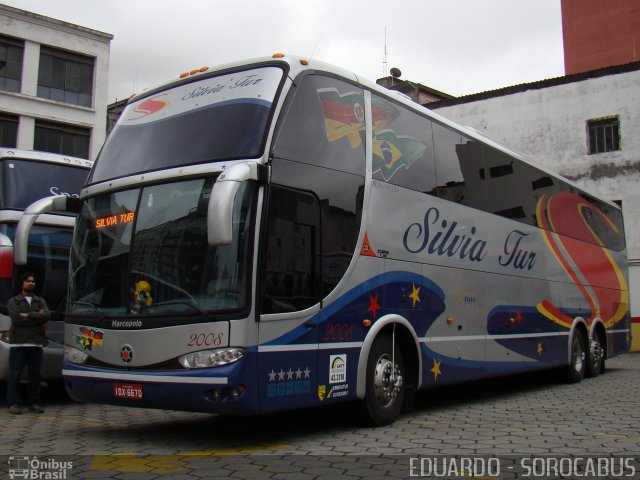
[
  {"left": 272, "top": 53, "right": 285, "bottom": 58},
  {"left": 300, "top": 59, "right": 309, "bottom": 66}
]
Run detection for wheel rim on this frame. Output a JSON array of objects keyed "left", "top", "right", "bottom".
[
  {"left": 591, "top": 336, "right": 604, "bottom": 368},
  {"left": 573, "top": 336, "right": 585, "bottom": 373},
  {"left": 373, "top": 354, "right": 403, "bottom": 407}
]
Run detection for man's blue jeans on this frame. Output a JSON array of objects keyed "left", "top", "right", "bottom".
[{"left": 6, "top": 346, "right": 43, "bottom": 405}]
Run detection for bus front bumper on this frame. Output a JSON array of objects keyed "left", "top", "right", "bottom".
[{"left": 62, "top": 360, "right": 259, "bottom": 415}]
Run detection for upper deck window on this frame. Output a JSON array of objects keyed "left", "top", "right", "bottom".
[{"left": 90, "top": 66, "right": 284, "bottom": 184}]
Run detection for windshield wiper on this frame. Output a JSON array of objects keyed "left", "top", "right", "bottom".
[
  {"left": 146, "top": 299, "right": 209, "bottom": 316},
  {"left": 70, "top": 301, "right": 107, "bottom": 322}
]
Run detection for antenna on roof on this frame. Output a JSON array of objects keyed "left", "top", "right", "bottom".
[
  {"left": 310, "top": 31, "right": 324, "bottom": 60},
  {"left": 383, "top": 27, "right": 389, "bottom": 78}
]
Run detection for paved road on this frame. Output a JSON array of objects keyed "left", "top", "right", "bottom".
[{"left": 1, "top": 354, "right": 639, "bottom": 479}]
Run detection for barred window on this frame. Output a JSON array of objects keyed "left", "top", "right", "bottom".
[{"left": 587, "top": 116, "right": 620, "bottom": 154}]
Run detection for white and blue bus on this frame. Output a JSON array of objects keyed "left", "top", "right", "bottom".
[
  {"left": 16, "top": 55, "right": 629, "bottom": 425},
  {"left": 0, "top": 148, "right": 92, "bottom": 381}
]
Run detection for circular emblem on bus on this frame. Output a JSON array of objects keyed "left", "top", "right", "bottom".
[{"left": 121, "top": 345, "right": 134, "bottom": 364}]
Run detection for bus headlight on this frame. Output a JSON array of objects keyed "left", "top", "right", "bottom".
[
  {"left": 64, "top": 346, "right": 89, "bottom": 364},
  {"left": 178, "top": 348, "right": 245, "bottom": 369}
]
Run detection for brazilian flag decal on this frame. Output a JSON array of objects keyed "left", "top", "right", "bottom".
[{"left": 372, "top": 130, "right": 427, "bottom": 181}]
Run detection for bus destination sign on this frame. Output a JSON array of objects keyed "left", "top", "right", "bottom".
[{"left": 96, "top": 212, "right": 135, "bottom": 229}]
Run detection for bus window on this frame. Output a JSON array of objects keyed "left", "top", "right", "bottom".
[
  {"left": 272, "top": 74, "right": 365, "bottom": 301},
  {"left": 432, "top": 123, "right": 487, "bottom": 211},
  {"left": 273, "top": 74, "right": 365, "bottom": 176},
  {"left": 261, "top": 185, "right": 320, "bottom": 314},
  {"left": 0, "top": 159, "right": 88, "bottom": 209},
  {"left": 518, "top": 161, "right": 561, "bottom": 226},
  {"left": 481, "top": 146, "right": 530, "bottom": 222},
  {"left": 370, "top": 94, "right": 436, "bottom": 194}
]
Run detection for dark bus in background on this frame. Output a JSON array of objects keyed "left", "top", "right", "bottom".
[{"left": 0, "top": 148, "right": 92, "bottom": 380}]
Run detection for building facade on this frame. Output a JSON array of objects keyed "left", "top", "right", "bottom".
[
  {"left": 430, "top": 62, "right": 640, "bottom": 350},
  {"left": 0, "top": 4, "right": 112, "bottom": 159},
  {"left": 562, "top": 0, "right": 640, "bottom": 75}
]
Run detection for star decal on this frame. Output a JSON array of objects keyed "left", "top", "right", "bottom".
[
  {"left": 430, "top": 359, "right": 442, "bottom": 381},
  {"left": 367, "top": 293, "right": 381, "bottom": 320},
  {"left": 409, "top": 284, "right": 421, "bottom": 308}
]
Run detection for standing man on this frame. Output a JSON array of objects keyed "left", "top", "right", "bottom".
[{"left": 6, "top": 272, "right": 50, "bottom": 414}]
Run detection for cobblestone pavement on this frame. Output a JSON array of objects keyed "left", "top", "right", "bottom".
[{"left": 1, "top": 354, "right": 639, "bottom": 479}]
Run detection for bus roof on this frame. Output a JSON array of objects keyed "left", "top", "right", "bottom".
[
  {"left": 0, "top": 148, "right": 93, "bottom": 169},
  {"left": 127, "top": 54, "right": 621, "bottom": 212}
]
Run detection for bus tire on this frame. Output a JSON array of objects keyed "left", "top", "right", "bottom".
[
  {"left": 565, "top": 329, "right": 586, "bottom": 383},
  {"left": 363, "top": 334, "right": 405, "bottom": 426},
  {"left": 586, "top": 329, "right": 605, "bottom": 377}
]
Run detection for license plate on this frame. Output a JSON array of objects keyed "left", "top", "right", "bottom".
[{"left": 113, "top": 383, "right": 143, "bottom": 400}]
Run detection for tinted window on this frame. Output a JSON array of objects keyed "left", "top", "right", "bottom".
[
  {"left": 432, "top": 123, "right": 486, "bottom": 211},
  {"left": 370, "top": 94, "right": 436, "bottom": 193},
  {"left": 261, "top": 185, "right": 321, "bottom": 314},
  {"left": 268, "top": 159, "right": 364, "bottom": 307},
  {"left": 482, "top": 146, "right": 530, "bottom": 222},
  {"left": 273, "top": 74, "right": 365, "bottom": 176},
  {"left": 0, "top": 159, "right": 88, "bottom": 209},
  {"left": 92, "top": 67, "right": 283, "bottom": 183}
]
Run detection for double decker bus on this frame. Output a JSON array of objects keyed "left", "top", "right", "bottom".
[
  {"left": 16, "top": 55, "right": 629, "bottom": 425},
  {"left": 0, "top": 148, "right": 92, "bottom": 381}
]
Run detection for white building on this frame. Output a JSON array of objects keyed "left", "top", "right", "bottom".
[
  {"left": 430, "top": 62, "right": 640, "bottom": 350},
  {"left": 0, "top": 4, "right": 112, "bottom": 159}
]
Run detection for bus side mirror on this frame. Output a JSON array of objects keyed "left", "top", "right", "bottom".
[
  {"left": 0, "top": 233, "right": 14, "bottom": 280},
  {"left": 207, "top": 163, "right": 264, "bottom": 246},
  {"left": 14, "top": 195, "right": 80, "bottom": 265}
]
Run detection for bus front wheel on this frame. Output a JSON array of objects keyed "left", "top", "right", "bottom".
[{"left": 363, "top": 334, "right": 405, "bottom": 426}]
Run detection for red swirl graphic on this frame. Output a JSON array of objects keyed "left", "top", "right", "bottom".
[
  {"left": 536, "top": 192, "right": 628, "bottom": 328},
  {"left": 128, "top": 95, "right": 170, "bottom": 120}
]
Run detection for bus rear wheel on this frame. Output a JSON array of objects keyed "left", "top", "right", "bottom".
[
  {"left": 364, "top": 334, "right": 405, "bottom": 426},
  {"left": 565, "top": 330, "right": 586, "bottom": 383},
  {"left": 586, "top": 329, "right": 605, "bottom": 377}
]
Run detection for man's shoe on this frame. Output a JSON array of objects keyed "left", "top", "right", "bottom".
[
  {"left": 28, "top": 404, "right": 44, "bottom": 413},
  {"left": 8, "top": 404, "right": 22, "bottom": 415}
]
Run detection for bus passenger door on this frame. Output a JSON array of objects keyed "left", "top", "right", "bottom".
[{"left": 257, "top": 185, "right": 321, "bottom": 412}]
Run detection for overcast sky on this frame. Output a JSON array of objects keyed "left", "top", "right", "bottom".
[{"left": 4, "top": 0, "right": 565, "bottom": 104}]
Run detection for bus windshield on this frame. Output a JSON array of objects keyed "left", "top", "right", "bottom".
[
  {"left": 90, "top": 66, "right": 284, "bottom": 184},
  {"left": 0, "top": 159, "right": 89, "bottom": 209},
  {"left": 69, "top": 177, "right": 255, "bottom": 317}
]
